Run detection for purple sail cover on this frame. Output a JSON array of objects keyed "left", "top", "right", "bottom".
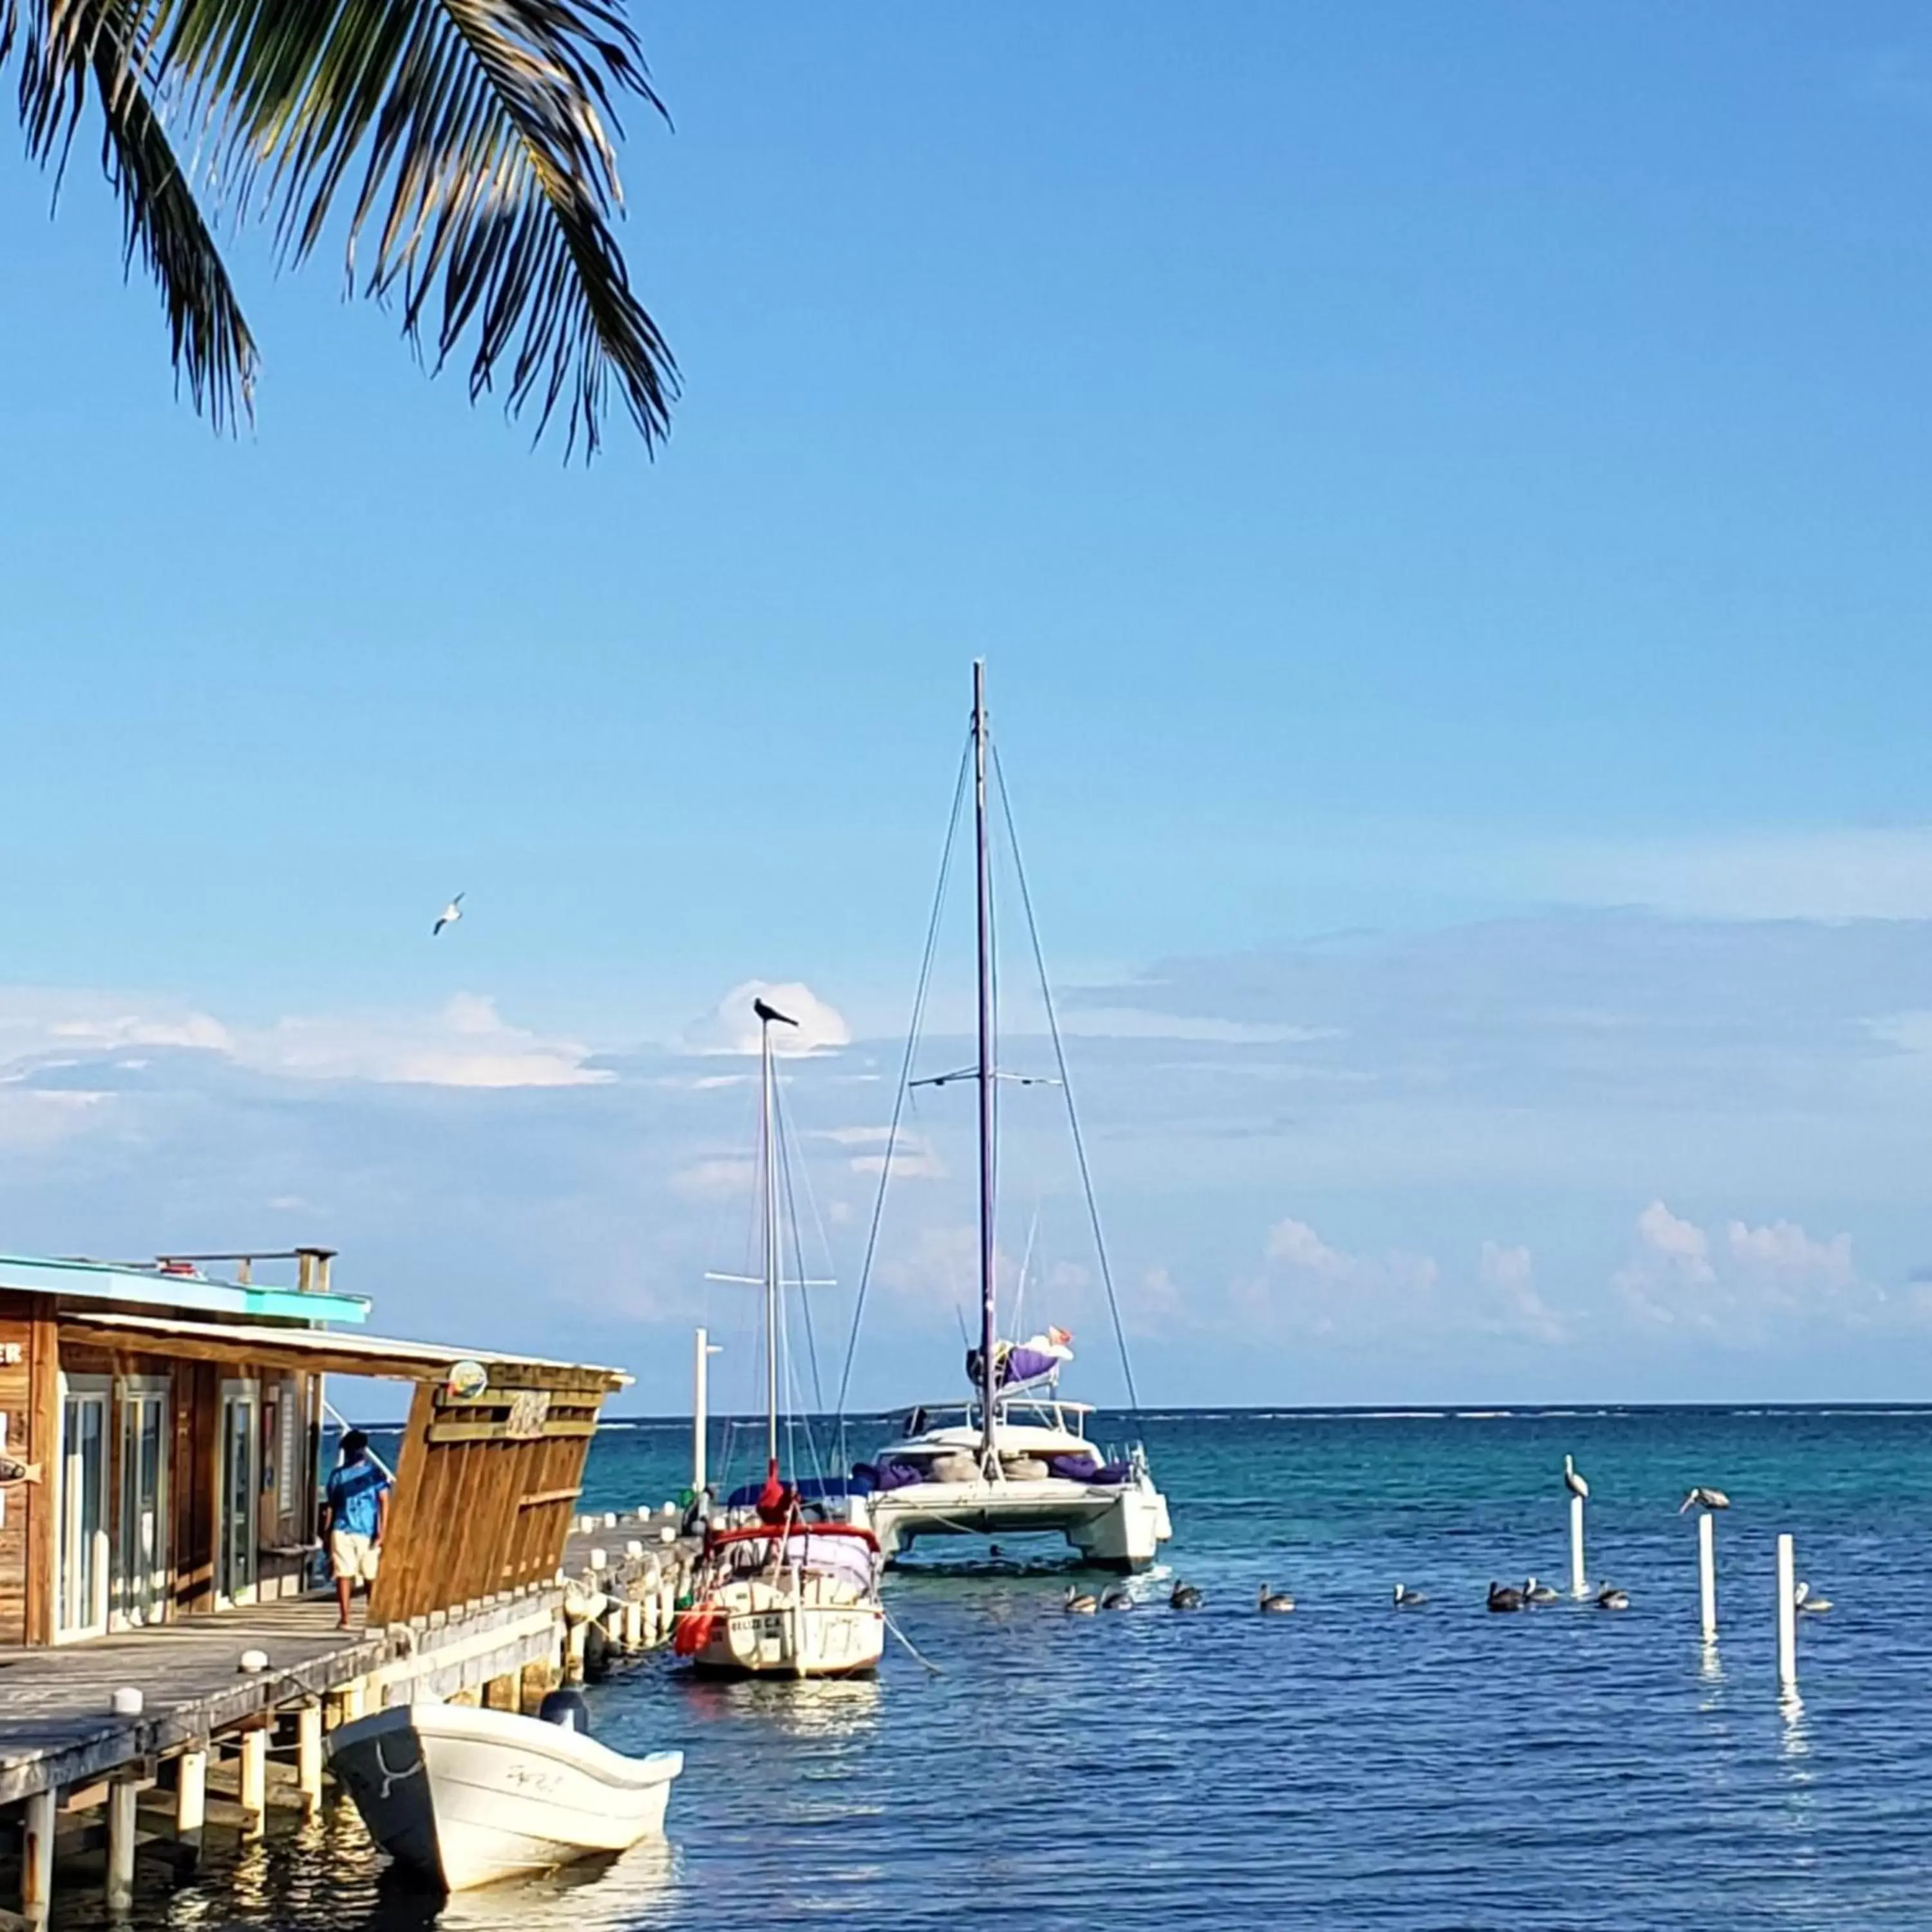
[{"left": 1001, "top": 1345, "right": 1062, "bottom": 1386}]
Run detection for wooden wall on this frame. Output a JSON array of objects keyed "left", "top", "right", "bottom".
[
  {"left": 368, "top": 1368, "right": 609, "bottom": 1625},
  {"left": 0, "top": 1295, "right": 56, "bottom": 1645}
]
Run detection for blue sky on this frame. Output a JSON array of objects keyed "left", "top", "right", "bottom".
[{"left": 3, "top": 6, "right": 1932, "bottom": 1412}]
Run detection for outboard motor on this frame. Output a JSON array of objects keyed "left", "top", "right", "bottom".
[{"left": 536, "top": 1687, "right": 592, "bottom": 1736}]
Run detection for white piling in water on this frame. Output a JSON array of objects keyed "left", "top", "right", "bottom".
[
  {"left": 1698, "top": 1511, "right": 1718, "bottom": 1641},
  {"left": 1569, "top": 1494, "right": 1586, "bottom": 1597},
  {"left": 1776, "top": 1532, "right": 1797, "bottom": 1689}
]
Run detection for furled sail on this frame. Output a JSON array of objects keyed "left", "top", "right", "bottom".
[{"left": 964, "top": 1325, "right": 1075, "bottom": 1394}]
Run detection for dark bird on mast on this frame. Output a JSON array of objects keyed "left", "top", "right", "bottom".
[{"left": 753, "top": 998, "right": 799, "bottom": 1028}]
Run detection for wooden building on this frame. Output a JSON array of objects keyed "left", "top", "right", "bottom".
[{"left": 0, "top": 1249, "right": 627, "bottom": 1647}]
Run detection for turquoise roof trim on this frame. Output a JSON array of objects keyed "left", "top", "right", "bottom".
[{"left": 0, "top": 1255, "right": 371, "bottom": 1326}]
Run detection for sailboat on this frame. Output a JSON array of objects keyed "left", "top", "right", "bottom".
[
  {"left": 844, "top": 663, "right": 1173, "bottom": 1571},
  {"left": 676, "top": 996, "right": 887, "bottom": 1678}
]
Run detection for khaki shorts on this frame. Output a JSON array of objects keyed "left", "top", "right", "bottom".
[{"left": 330, "top": 1530, "right": 381, "bottom": 1584}]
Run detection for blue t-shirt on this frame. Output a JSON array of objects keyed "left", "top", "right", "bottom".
[{"left": 327, "top": 1458, "right": 391, "bottom": 1538}]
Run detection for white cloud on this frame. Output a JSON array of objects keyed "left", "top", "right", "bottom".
[
  {"left": 1615, "top": 1200, "right": 1872, "bottom": 1336},
  {"left": 670, "top": 1157, "right": 757, "bottom": 1200},
  {"left": 236, "top": 996, "right": 609, "bottom": 1088},
  {"left": 1477, "top": 1240, "right": 1567, "bottom": 1343},
  {"left": 1244, "top": 1217, "right": 1439, "bottom": 1337},
  {"left": 683, "top": 981, "right": 850, "bottom": 1057}
]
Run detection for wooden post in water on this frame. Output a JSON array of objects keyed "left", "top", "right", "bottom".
[
  {"left": 106, "top": 1777, "right": 140, "bottom": 1912},
  {"left": 21, "top": 1787, "right": 57, "bottom": 1925},
  {"left": 1698, "top": 1511, "right": 1718, "bottom": 1641},
  {"left": 175, "top": 1750, "right": 207, "bottom": 1868},
  {"left": 297, "top": 1705, "right": 324, "bottom": 1816},
  {"left": 238, "top": 1728, "right": 267, "bottom": 1839},
  {"left": 1776, "top": 1532, "right": 1798, "bottom": 1689}
]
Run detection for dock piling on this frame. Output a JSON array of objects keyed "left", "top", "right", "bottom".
[
  {"left": 1698, "top": 1511, "right": 1718, "bottom": 1640},
  {"left": 1568, "top": 1493, "right": 1586, "bottom": 1597},
  {"left": 1776, "top": 1532, "right": 1797, "bottom": 1689},
  {"left": 106, "top": 1778, "right": 139, "bottom": 1913},
  {"left": 21, "top": 1788, "right": 55, "bottom": 1926},
  {"left": 237, "top": 1729, "right": 267, "bottom": 1840},
  {"left": 175, "top": 1749, "right": 206, "bottom": 1867},
  {"left": 296, "top": 1707, "right": 323, "bottom": 1815}
]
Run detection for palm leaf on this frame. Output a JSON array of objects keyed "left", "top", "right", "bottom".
[
  {"left": 8, "top": 0, "right": 675, "bottom": 453},
  {"left": 8, "top": 0, "right": 256, "bottom": 429}
]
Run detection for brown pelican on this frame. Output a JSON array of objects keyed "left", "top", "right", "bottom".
[
  {"left": 1170, "top": 1581, "right": 1204, "bottom": 1610},
  {"left": 1596, "top": 1584, "right": 1630, "bottom": 1611},
  {"left": 1100, "top": 1582, "right": 1134, "bottom": 1611},
  {"left": 1794, "top": 1581, "right": 1833, "bottom": 1615},
  {"left": 1523, "top": 1577, "right": 1560, "bottom": 1604},
  {"left": 1257, "top": 1584, "right": 1296, "bottom": 1613},
  {"left": 1064, "top": 1586, "right": 1098, "bottom": 1615},
  {"left": 1392, "top": 1584, "right": 1428, "bottom": 1607},
  {"left": 1680, "top": 1486, "right": 1730, "bottom": 1513},
  {"left": 1563, "top": 1454, "right": 1589, "bottom": 1501},
  {"left": 1487, "top": 1582, "right": 1526, "bottom": 1613}
]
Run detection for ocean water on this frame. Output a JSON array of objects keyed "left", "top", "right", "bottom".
[{"left": 71, "top": 1408, "right": 1932, "bottom": 1930}]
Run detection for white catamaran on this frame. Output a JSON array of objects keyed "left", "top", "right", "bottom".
[
  {"left": 676, "top": 996, "right": 887, "bottom": 1678},
  {"left": 843, "top": 663, "right": 1172, "bottom": 1571}
]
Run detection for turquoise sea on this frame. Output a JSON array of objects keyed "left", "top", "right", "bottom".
[{"left": 85, "top": 1407, "right": 1932, "bottom": 1929}]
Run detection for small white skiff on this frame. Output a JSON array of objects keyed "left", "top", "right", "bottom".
[{"left": 327, "top": 1698, "right": 682, "bottom": 1892}]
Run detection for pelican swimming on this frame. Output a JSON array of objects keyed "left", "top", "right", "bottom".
[
  {"left": 1170, "top": 1581, "right": 1204, "bottom": 1610},
  {"left": 1488, "top": 1582, "right": 1526, "bottom": 1613},
  {"left": 1596, "top": 1584, "right": 1629, "bottom": 1611},
  {"left": 1392, "top": 1584, "right": 1428, "bottom": 1608},
  {"left": 1794, "top": 1581, "right": 1833, "bottom": 1615},
  {"left": 1564, "top": 1454, "right": 1589, "bottom": 1501},
  {"left": 1257, "top": 1584, "right": 1296, "bottom": 1613},
  {"left": 1523, "top": 1576, "right": 1560, "bottom": 1605},
  {"left": 1680, "top": 1486, "right": 1730, "bottom": 1513},
  {"left": 1064, "top": 1586, "right": 1098, "bottom": 1615},
  {"left": 1100, "top": 1582, "right": 1134, "bottom": 1611}
]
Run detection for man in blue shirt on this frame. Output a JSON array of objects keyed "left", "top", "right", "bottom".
[{"left": 321, "top": 1430, "right": 392, "bottom": 1629}]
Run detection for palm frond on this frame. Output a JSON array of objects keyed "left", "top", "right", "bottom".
[
  {"left": 157, "top": 0, "right": 677, "bottom": 455},
  {"left": 7, "top": 0, "right": 674, "bottom": 453},
  {"left": 8, "top": 0, "right": 256, "bottom": 429}
]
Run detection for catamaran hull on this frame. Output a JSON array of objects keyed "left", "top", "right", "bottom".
[
  {"left": 857, "top": 1479, "right": 1171, "bottom": 1571},
  {"left": 690, "top": 1601, "right": 885, "bottom": 1678},
  {"left": 327, "top": 1702, "right": 682, "bottom": 1892}
]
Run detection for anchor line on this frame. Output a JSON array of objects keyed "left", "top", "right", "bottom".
[{"left": 882, "top": 1607, "right": 943, "bottom": 1675}]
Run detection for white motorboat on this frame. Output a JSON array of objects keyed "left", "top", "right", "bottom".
[
  {"left": 327, "top": 1696, "right": 683, "bottom": 1892},
  {"left": 838, "top": 663, "right": 1173, "bottom": 1571}
]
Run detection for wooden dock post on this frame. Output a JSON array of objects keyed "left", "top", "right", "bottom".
[
  {"left": 1698, "top": 1511, "right": 1718, "bottom": 1641},
  {"left": 296, "top": 1705, "right": 324, "bottom": 1816},
  {"left": 21, "top": 1788, "right": 57, "bottom": 1926},
  {"left": 622, "top": 1600, "right": 643, "bottom": 1651},
  {"left": 1776, "top": 1532, "right": 1798, "bottom": 1690},
  {"left": 238, "top": 1728, "right": 267, "bottom": 1840},
  {"left": 565, "top": 1619, "right": 587, "bottom": 1683},
  {"left": 106, "top": 1777, "right": 140, "bottom": 1913},
  {"left": 175, "top": 1749, "right": 207, "bottom": 1868}
]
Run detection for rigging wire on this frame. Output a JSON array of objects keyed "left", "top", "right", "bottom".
[
  {"left": 990, "top": 741, "right": 1143, "bottom": 1416},
  {"left": 773, "top": 1071, "right": 828, "bottom": 1417},
  {"left": 835, "top": 730, "right": 973, "bottom": 1446}
]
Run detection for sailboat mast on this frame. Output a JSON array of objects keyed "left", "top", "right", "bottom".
[
  {"left": 974, "top": 659, "right": 999, "bottom": 1469},
  {"left": 761, "top": 1007, "right": 781, "bottom": 1466}
]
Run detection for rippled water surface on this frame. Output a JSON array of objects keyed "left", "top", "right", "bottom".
[{"left": 62, "top": 1409, "right": 1932, "bottom": 1929}]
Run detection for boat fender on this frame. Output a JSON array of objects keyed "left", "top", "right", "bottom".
[
  {"left": 536, "top": 1687, "right": 592, "bottom": 1736},
  {"left": 674, "top": 1605, "right": 715, "bottom": 1655}
]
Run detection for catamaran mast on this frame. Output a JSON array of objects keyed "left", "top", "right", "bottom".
[
  {"left": 761, "top": 1004, "right": 782, "bottom": 1466},
  {"left": 974, "top": 660, "right": 999, "bottom": 1471}
]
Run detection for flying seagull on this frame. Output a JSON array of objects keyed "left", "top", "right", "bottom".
[
  {"left": 432, "top": 893, "right": 464, "bottom": 936},
  {"left": 753, "top": 997, "right": 799, "bottom": 1029},
  {"left": 1680, "top": 1486, "right": 1730, "bottom": 1513}
]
